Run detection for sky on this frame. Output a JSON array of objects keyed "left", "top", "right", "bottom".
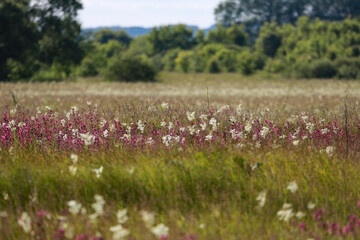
[{"left": 79, "top": 0, "right": 220, "bottom": 29}]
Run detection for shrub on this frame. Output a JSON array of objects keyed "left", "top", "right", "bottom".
[
  {"left": 175, "top": 51, "right": 195, "bottom": 73},
  {"left": 206, "top": 57, "right": 221, "bottom": 73},
  {"left": 104, "top": 56, "right": 157, "bottom": 82},
  {"left": 310, "top": 59, "right": 337, "bottom": 79},
  {"left": 78, "top": 57, "right": 99, "bottom": 77},
  {"left": 335, "top": 58, "right": 360, "bottom": 79},
  {"left": 237, "top": 51, "right": 256, "bottom": 75}
]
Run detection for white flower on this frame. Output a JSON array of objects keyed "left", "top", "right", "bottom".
[
  {"left": 92, "top": 166, "right": 103, "bottom": 178},
  {"left": 103, "top": 129, "right": 109, "bottom": 138},
  {"left": 200, "top": 122, "right": 207, "bottom": 131},
  {"left": 87, "top": 101, "right": 92, "bottom": 106},
  {"left": 205, "top": 133, "right": 213, "bottom": 141},
  {"left": 199, "top": 114, "right": 207, "bottom": 121},
  {"left": 140, "top": 210, "right": 155, "bottom": 228},
  {"left": 126, "top": 167, "right": 135, "bottom": 175},
  {"left": 91, "top": 195, "right": 105, "bottom": 217},
  {"left": 277, "top": 203, "right": 294, "bottom": 222},
  {"left": 209, "top": 118, "right": 217, "bottom": 131},
  {"left": 187, "top": 111, "right": 195, "bottom": 121},
  {"left": 296, "top": 211, "right": 306, "bottom": 219},
  {"left": 80, "top": 132, "right": 95, "bottom": 146},
  {"left": 0, "top": 211, "right": 8, "bottom": 218},
  {"left": 110, "top": 225, "right": 130, "bottom": 240},
  {"left": 69, "top": 165, "right": 77, "bottom": 176},
  {"left": 287, "top": 181, "right": 298, "bottom": 193},
  {"left": 160, "top": 122, "right": 166, "bottom": 127},
  {"left": 256, "top": 190, "right": 267, "bottom": 208},
  {"left": 188, "top": 125, "right": 196, "bottom": 135},
  {"left": 137, "top": 120, "right": 145, "bottom": 133},
  {"left": 168, "top": 122, "right": 174, "bottom": 130},
  {"left": 67, "top": 200, "right": 82, "bottom": 215},
  {"left": 151, "top": 223, "right": 169, "bottom": 238},
  {"left": 70, "top": 154, "right": 78, "bottom": 164},
  {"left": 18, "top": 212, "right": 31, "bottom": 233},
  {"left": 307, "top": 201, "right": 316, "bottom": 210},
  {"left": 229, "top": 116, "right": 236, "bottom": 125},
  {"left": 161, "top": 102, "right": 169, "bottom": 110},
  {"left": 292, "top": 140, "right": 299, "bottom": 146},
  {"left": 260, "top": 126, "right": 270, "bottom": 138},
  {"left": 146, "top": 137, "right": 154, "bottom": 145},
  {"left": 325, "top": 146, "right": 334, "bottom": 157},
  {"left": 245, "top": 122, "right": 252, "bottom": 132},
  {"left": 116, "top": 209, "right": 128, "bottom": 224},
  {"left": 306, "top": 122, "right": 315, "bottom": 134}
]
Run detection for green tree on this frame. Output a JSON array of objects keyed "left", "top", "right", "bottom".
[
  {"left": 0, "top": 0, "right": 38, "bottom": 80},
  {"left": 93, "top": 29, "right": 132, "bottom": 46},
  {"left": 148, "top": 25, "right": 195, "bottom": 54}
]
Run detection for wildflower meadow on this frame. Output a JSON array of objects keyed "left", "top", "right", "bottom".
[{"left": 1, "top": 73, "right": 360, "bottom": 239}]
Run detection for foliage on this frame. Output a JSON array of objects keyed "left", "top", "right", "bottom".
[
  {"left": 207, "top": 24, "right": 248, "bottom": 46},
  {"left": 93, "top": 29, "right": 132, "bottom": 46},
  {"left": 148, "top": 25, "right": 196, "bottom": 54},
  {"left": 104, "top": 56, "right": 157, "bottom": 82}
]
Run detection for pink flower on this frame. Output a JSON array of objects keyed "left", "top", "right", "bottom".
[
  {"left": 299, "top": 222, "right": 306, "bottom": 232},
  {"left": 357, "top": 201, "right": 360, "bottom": 208},
  {"left": 75, "top": 234, "right": 87, "bottom": 240},
  {"left": 312, "top": 208, "right": 326, "bottom": 221}
]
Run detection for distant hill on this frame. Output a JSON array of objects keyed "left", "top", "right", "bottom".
[{"left": 83, "top": 25, "right": 217, "bottom": 38}]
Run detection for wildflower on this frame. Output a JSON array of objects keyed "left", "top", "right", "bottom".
[
  {"left": 296, "top": 211, "right": 306, "bottom": 219},
  {"left": 80, "top": 132, "right": 95, "bottom": 146},
  {"left": 357, "top": 201, "right": 360, "bottom": 208},
  {"left": 188, "top": 125, "right": 196, "bottom": 135},
  {"left": 126, "top": 167, "right": 135, "bottom": 175},
  {"left": 137, "top": 120, "right": 145, "bottom": 133},
  {"left": 245, "top": 122, "right": 252, "bottom": 133},
  {"left": 187, "top": 112, "right": 195, "bottom": 121},
  {"left": 146, "top": 137, "right": 154, "bottom": 145},
  {"left": 325, "top": 146, "right": 334, "bottom": 157},
  {"left": 92, "top": 166, "right": 103, "bottom": 178},
  {"left": 200, "top": 122, "right": 207, "bottom": 131},
  {"left": 91, "top": 195, "right": 105, "bottom": 217},
  {"left": 299, "top": 222, "right": 306, "bottom": 232},
  {"left": 161, "top": 102, "right": 169, "bottom": 110},
  {"left": 209, "top": 118, "right": 217, "bottom": 131},
  {"left": 3, "top": 192, "right": 9, "bottom": 201},
  {"left": 205, "top": 133, "right": 213, "bottom": 141},
  {"left": 260, "top": 126, "right": 270, "bottom": 138},
  {"left": 67, "top": 200, "right": 82, "bottom": 215},
  {"left": 312, "top": 208, "right": 326, "bottom": 221},
  {"left": 151, "top": 223, "right": 169, "bottom": 239},
  {"left": 69, "top": 165, "right": 77, "bottom": 176},
  {"left": 103, "top": 129, "right": 109, "bottom": 138},
  {"left": 256, "top": 190, "right": 267, "bottom": 208},
  {"left": 0, "top": 211, "right": 8, "bottom": 218},
  {"left": 18, "top": 212, "right": 32, "bottom": 233},
  {"left": 307, "top": 202, "right": 316, "bottom": 210},
  {"left": 287, "top": 181, "right": 298, "bottom": 193},
  {"left": 71, "top": 154, "right": 78, "bottom": 164},
  {"left": 87, "top": 101, "right": 92, "bottom": 106},
  {"left": 292, "top": 140, "right": 299, "bottom": 146},
  {"left": 168, "top": 122, "right": 174, "bottom": 130},
  {"left": 277, "top": 203, "right": 294, "bottom": 222},
  {"left": 116, "top": 209, "right": 128, "bottom": 224},
  {"left": 229, "top": 116, "right": 236, "bottom": 124},
  {"left": 109, "top": 225, "right": 129, "bottom": 240},
  {"left": 199, "top": 223, "right": 206, "bottom": 229},
  {"left": 140, "top": 210, "right": 155, "bottom": 228},
  {"left": 306, "top": 122, "right": 315, "bottom": 134},
  {"left": 199, "top": 114, "right": 207, "bottom": 121},
  {"left": 160, "top": 122, "right": 166, "bottom": 127}
]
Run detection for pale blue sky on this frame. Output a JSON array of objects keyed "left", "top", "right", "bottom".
[{"left": 79, "top": 0, "right": 220, "bottom": 28}]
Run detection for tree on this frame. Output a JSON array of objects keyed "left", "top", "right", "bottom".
[
  {"left": 207, "top": 24, "right": 248, "bottom": 46},
  {"left": 148, "top": 25, "right": 195, "bottom": 54},
  {"left": 0, "top": 0, "right": 38, "bottom": 80},
  {"left": 93, "top": 29, "right": 132, "bottom": 46},
  {"left": 32, "top": 0, "right": 84, "bottom": 76}
]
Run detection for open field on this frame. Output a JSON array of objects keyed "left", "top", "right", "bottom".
[{"left": 1, "top": 73, "right": 360, "bottom": 239}]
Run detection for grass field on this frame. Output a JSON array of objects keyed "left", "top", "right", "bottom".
[{"left": 0, "top": 73, "right": 360, "bottom": 239}]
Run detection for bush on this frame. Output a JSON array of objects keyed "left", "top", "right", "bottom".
[
  {"left": 292, "top": 59, "right": 337, "bottom": 79},
  {"left": 78, "top": 57, "right": 99, "bottom": 77},
  {"left": 237, "top": 51, "right": 256, "bottom": 75},
  {"left": 175, "top": 51, "right": 195, "bottom": 73},
  {"left": 310, "top": 60, "right": 337, "bottom": 79},
  {"left": 104, "top": 56, "right": 157, "bottom": 82},
  {"left": 206, "top": 57, "right": 221, "bottom": 73},
  {"left": 335, "top": 58, "right": 360, "bottom": 79}
]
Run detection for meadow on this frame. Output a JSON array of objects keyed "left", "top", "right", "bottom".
[{"left": 0, "top": 73, "right": 360, "bottom": 239}]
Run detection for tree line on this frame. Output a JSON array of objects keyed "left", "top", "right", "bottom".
[{"left": 1, "top": 0, "right": 360, "bottom": 81}]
